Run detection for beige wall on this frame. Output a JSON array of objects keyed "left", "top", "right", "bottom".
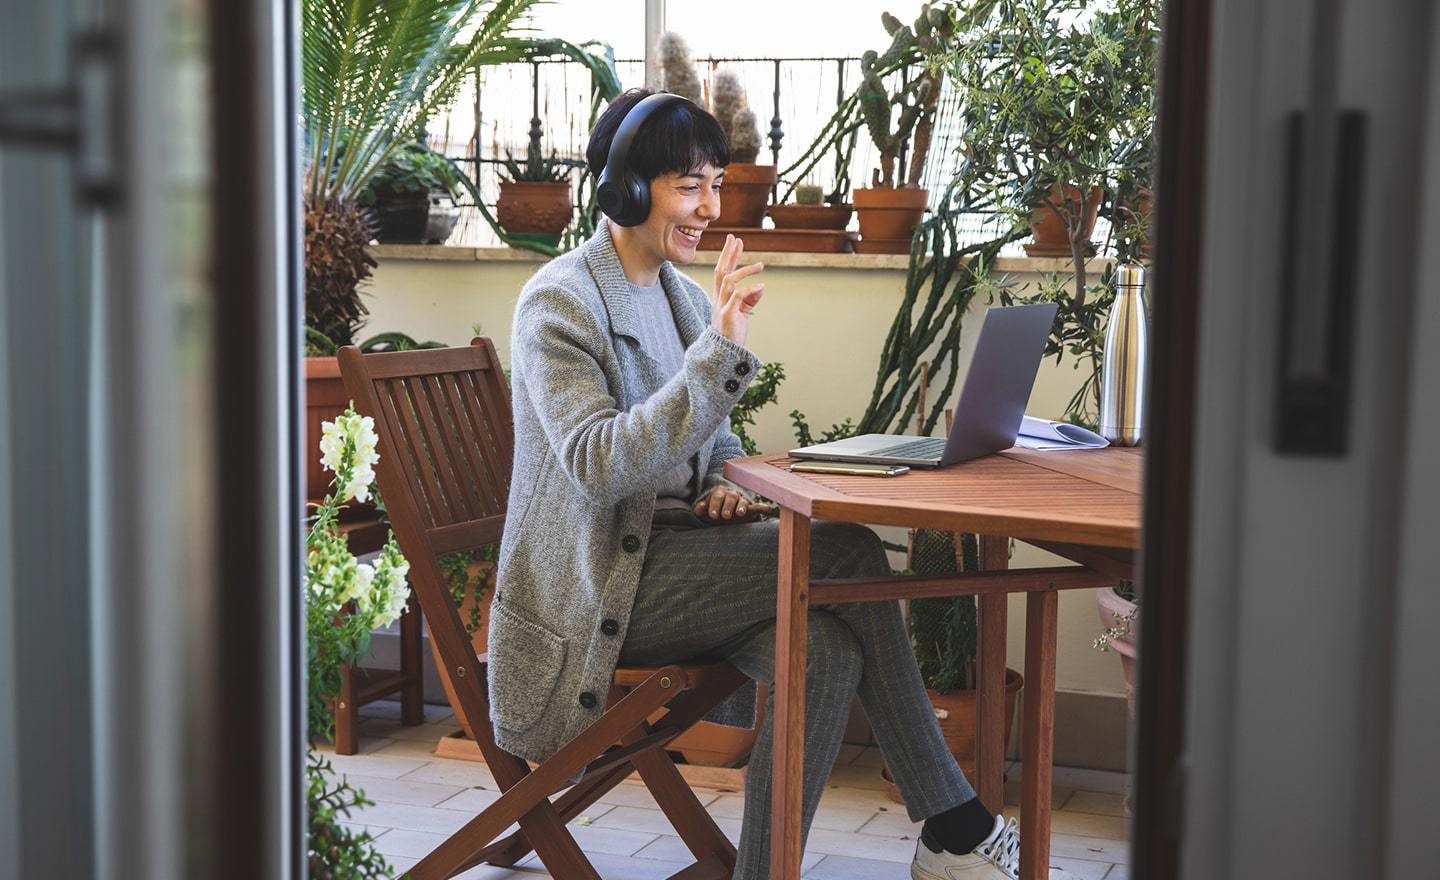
[{"left": 365, "top": 246, "right": 1129, "bottom": 699}]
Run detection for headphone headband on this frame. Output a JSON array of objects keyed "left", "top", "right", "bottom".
[{"left": 596, "top": 93, "right": 691, "bottom": 226}]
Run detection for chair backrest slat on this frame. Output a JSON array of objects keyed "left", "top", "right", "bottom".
[
  {"left": 458, "top": 367, "right": 512, "bottom": 507},
  {"left": 375, "top": 376, "right": 445, "bottom": 528},
  {"left": 411, "top": 373, "right": 477, "bottom": 523},
  {"left": 440, "top": 372, "right": 505, "bottom": 517}
]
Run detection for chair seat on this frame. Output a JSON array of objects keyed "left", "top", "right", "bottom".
[{"left": 475, "top": 652, "right": 735, "bottom": 691}]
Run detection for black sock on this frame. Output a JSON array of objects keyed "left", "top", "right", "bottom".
[{"left": 921, "top": 797, "right": 996, "bottom": 855}]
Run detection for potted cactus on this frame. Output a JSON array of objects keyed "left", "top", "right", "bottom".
[
  {"left": 494, "top": 143, "right": 586, "bottom": 246},
  {"left": 708, "top": 68, "right": 774, "bottom": 228},
  {"left": 768, "top": 181, "right": 854, "bottom": 230},
  {"left": 850, "top": 6, "right": 953, "bottom": 253},
  {"left": 658, "top": 34, "right": 774, "bottom": 229}
]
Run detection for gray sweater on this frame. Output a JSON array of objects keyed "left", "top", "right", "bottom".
[{"left": 490, "top": 222, "right": 762, "bottom": 764}]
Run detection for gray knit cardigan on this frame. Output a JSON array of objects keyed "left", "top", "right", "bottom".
[{"left": 491, "top": 222, "right": 762, "bottom": 764}]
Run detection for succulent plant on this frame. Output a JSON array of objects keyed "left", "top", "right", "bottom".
[
  {"left": 657, "top": 31, "right": 703, "bottom": 105},
  {"left": 499, "top": 142, "right": 584, "bottom": 184},
  {"left": 795, "top": 184, "right": 824, "bottom": 205}
]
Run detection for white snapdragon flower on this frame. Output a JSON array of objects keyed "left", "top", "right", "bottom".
[
  {"left": 319, "top": 408, "right": 381, "bottom": 488},
  {"left": 344, "top": 474, "right": 372, "bottom": 504},
  {"left": 364, "top": 540, "right": 412, "bottom": 628},
  {"left": 341, "top": 562, "right": 375, "bottom": 606},
  {"left": 319, "top": 419, "right": 346, "bottom": 474},
  {"left": 351, "top": 414, "right": 379, "bottom": 471}
]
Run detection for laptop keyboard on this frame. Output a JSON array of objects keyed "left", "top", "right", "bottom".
[{"left": 868, "top": 437, "right": 946, "bottom": 459}]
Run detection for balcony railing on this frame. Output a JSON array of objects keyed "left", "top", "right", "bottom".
[{"left": 421, "top": 55, "right": 1101, "bottom": 255}]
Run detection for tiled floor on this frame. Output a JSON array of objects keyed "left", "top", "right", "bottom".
[{"left": 321, "top": 701, "right": 1131, "bottom": 879}]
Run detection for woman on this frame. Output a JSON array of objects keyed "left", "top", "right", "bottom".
[{"left": 493, "top": 88, "right": 1068, "bottom": 880}]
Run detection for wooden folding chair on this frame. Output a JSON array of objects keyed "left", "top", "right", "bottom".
[{"left": 338, "top": 338, "right": 749, "bottom": 880}]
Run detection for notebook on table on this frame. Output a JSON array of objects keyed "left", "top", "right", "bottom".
[{"left": 788, "top": 303, "right": 1060, "bottom": 468}]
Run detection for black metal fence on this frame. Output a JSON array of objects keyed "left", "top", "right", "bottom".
[{"left": 424, "top": 54, "right": 1075, "bottom": 253}]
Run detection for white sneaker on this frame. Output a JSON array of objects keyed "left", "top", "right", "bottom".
[{"left": 910, "top": 816, "right": 1075, "bottom": 880}]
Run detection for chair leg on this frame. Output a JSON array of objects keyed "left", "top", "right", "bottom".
[
  {"left": 334, "top": 665, "right": 360, "bottom": 756},
  {"left": 612, "top": 687, "right": 738, "bottom": 873},
  {"left": 399, "top": 591, "right": 424, "bottom": 727},
  {"left": 480, "top": 759, "right": 636, "bottom": 867}
]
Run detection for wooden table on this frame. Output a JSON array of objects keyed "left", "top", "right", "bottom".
[{"left": 724, "top": 447, "right": 1143, "bottom": 880}]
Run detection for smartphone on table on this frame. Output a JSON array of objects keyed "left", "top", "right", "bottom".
[{"left": 787, "top": 461, "right": 910, "bottom": 477}]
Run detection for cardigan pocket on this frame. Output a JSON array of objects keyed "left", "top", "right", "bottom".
[{"left": 487, "top": 601, "right": 568, "bottom": 732}]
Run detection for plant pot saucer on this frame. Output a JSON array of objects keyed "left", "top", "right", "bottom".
[
  {"left": 1022, "top": 240, "right": 1098, "bottom": 258},
  {"left": 767, "top": 203, "right": 854, "bottom": 230},
  {"left": 853, "top": 237, "right": 915, "bottom": 254}
]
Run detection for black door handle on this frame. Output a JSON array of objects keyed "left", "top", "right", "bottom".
[{"left": 1274, "top": 109, "right": 1366, "bottom": 455}]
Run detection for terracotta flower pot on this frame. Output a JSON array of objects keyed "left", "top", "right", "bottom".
[
  {"left": 304, "top": 356, "right": 347, "bottom": 505},
  {"left": 853, "top": 187, "right": 929, "bottom": 251},
  {"left": 1025, "top": 184, "right": 1104, "bottom": 258},
  {"left": 767, "top": 203, "right": 853, "bottom": 230},
  {"left": 880, "top": 668, "right": 1025, "bottom": 806},
  {"left": 496, "top": 180, "right": 573, "bottom": 244},
  {"left": 715, "top": 163, "right": 777, "bottom": 228},
  {"left": 433, "top": 560, "right": 495, "bottom": 738}
]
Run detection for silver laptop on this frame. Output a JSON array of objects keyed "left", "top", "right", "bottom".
[{"left": 789, "top": 303, "right": 1059, "bottom": 468}]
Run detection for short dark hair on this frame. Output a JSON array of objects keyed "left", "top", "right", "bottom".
[{"left": 585, "top": 88, "right": 730, "bottom": 181}]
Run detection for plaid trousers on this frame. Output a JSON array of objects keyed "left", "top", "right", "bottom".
[{"left": 621, "top": 510, "right": 975, "bottom": 880}]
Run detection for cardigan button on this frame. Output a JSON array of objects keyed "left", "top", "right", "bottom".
[
  {"left": 724, "top": 378, "right": 740, "bottom": 393},
  {"left": 734, "top": 362, "right": 751, "bottom": 377},
  {"left": 601, "top": 618, "right": 620, "bottom": 636},
  {"left": 621, "top": 534, "right": 641, "bottom": 553},
  {"left": 579, "top": 691, "right": 597, "bottom": 709}
]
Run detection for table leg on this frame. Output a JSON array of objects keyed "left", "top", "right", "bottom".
[
  {"left": 770, "top": 508, "right": 811, "bottom": 880},
  {"left": 1020, "top": 589, "right": 1058, "bottom": 880},
  {"left": 976, "top": 535, "right": 1009, "bottom": 814}
]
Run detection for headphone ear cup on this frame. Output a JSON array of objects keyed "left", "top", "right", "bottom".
[{"left": 625, "top": 173, "right": 650, "bottom": 226}]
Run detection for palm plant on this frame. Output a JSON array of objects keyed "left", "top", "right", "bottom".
[
  {"left": 301, "top": 0, "right": 620, "bottom": 348},
  {"left": 303, "top": 0, "right": 544, "bottom": 348}
]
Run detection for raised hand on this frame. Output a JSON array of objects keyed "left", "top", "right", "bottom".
[{"left": 711, "top": 234, "right": 765, "bottom": 347}]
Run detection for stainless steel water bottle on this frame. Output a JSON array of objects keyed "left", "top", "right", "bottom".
[{"left": 1099, "top": 263, "right": 1149, "bottom": 445}]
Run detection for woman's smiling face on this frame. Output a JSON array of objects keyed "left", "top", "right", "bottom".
[{"left": 635, "top": 164, "right": 724, "bottom": 265}]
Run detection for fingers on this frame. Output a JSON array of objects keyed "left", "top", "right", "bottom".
[
  {"left": 713, "top": 235, "right": 741, "bottom": 283},
  {"left": 736, "top": 284, "right": 764, "bottom": 315},
  {"left": 717, "top": 262, "right": 765, "bottom": 310},
  {"left": 694, "top": 488, "right": 752, "bottom": 522}
]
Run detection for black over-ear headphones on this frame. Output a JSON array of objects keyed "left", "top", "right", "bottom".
[{"left": 596, "top": 92, "right": 689, "bottom": 227}]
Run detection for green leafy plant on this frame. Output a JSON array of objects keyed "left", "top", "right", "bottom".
[
  {"left": 362, "top": 140, "right": 464, "bottom": 203},
  {"left": 439, "top": 545, "right": 499, "bottom": 635},
  {"left": 948, "top": 0, "right": 1158, "bottom": 270},
  {"left": 305, "top": 407, "right": 415, "bottom": 877},
  {"left": 729, "top": 362, "right": 786, "bottom": 455}
]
